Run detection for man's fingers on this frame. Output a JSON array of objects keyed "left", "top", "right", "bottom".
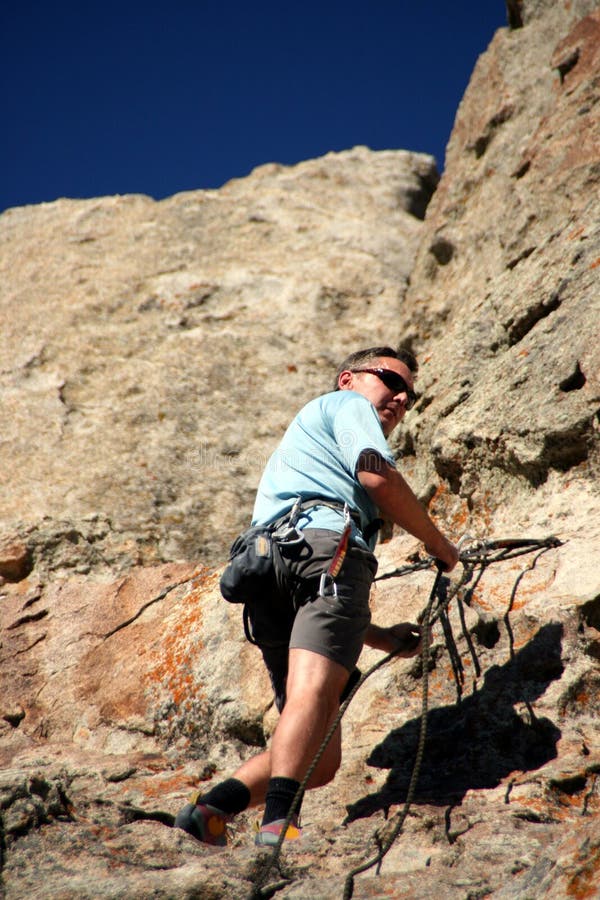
[{"left": 397, "top": 626, "right": 421, "bottom": 651}]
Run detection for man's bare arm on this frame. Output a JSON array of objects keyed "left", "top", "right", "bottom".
[
  {"left": 357, "top": 451, "right": 459, "bottom": 571},
  {"left": 364, "top": 622, "right": 422, "bottom": 657}
]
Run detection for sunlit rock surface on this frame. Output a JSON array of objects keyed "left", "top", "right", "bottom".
[
  {"left": 1, "top": 0, "right": 599, "bottom": 896},
  {"left": 1, "top": 145, "right": 434, "bottom": 569}
]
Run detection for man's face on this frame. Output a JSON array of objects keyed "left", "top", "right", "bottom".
[{"left": 338, "top": 356, "right": 416, "bottom": 436}]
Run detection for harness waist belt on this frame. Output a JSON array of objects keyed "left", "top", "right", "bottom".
[{"left": 290, "top": 497, "right": 382, "bottom": 542}]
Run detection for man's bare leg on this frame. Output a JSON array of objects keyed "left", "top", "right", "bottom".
[
  {"left": 233, "top": 648, "right": 348, "bottom": 805},
  {"left": 270, "top": 648, "right": 348, "bottom": 780}
]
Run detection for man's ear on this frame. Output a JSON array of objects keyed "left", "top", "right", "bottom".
[{"left": 338, "top": 370, "right": 353, "bottom": 390}]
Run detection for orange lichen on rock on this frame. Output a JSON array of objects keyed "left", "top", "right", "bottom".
[
  {"left": 467, "top": 558, "right": 556, "bottom": 617},
  {"left": 428, "top": 482, "right": 470, "bottom": 534},
  {"left": 566, "top": 842, "right": 600, "bottom": 898},
  {"left": 143, "top": 568, "right": 218, "bottom": 714},
  {"left": 126, "top": 767, "right": 197, "bottom": 799}
]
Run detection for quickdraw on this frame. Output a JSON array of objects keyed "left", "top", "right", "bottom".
[{"left": 318, "top": 503, "right": 353, "bottom": 599}]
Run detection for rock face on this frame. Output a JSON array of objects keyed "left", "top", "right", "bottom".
[
  {"left": 0, "top": 146, "right": 435, "bottom": 571},
  {"left": 1, "top": 0, "right": 599, "bottom": 898},
  {"left": 396, "top": 0, "right": 600, "bottom": 531}
]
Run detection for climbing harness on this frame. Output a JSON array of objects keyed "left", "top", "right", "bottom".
[
  {"left": 221, "top": 496, "right": 380, "bottom": 644},
  {"left": 249, "top": 533, "right": 564, "bottom": 899}
]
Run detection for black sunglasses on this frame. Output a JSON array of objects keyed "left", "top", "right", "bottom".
[{"left": 350, "top": 368, "right": 417, "bottom": 410}]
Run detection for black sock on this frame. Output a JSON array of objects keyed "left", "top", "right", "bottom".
[
  {"left": 262, "top": 776, "right": 303, "bottom": 825},
  {"left": 198, "top": 777, "right": 251, "bottom": 815}
]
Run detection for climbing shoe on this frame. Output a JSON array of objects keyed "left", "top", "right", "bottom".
[
  {"left": 174, "top": 801, "right": 229, "bottom": 847},
  {"left": 254, "top": 815, "right": 302, "bottom": 847}
]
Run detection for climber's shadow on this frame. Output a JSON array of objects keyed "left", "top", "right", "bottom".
[{"left": 345, "top": 623, "right": 563, "bottom": 822}]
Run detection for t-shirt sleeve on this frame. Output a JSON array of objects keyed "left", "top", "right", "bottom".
[{"left": 331, "top": 394, "right": 396, "bottom": 474}]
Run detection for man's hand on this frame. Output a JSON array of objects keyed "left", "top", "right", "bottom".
[
  {"left": 364, "top": 622, "right": 423, "bottom": 657},
  {"left": 424, "top": 535, "right": 460, "bottom": 572}
]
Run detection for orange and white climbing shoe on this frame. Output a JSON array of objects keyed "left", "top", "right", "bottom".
[{"left": 254, "top": 814, "right": 302, "bottom": 847}]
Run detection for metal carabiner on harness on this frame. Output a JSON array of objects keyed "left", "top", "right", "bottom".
[
  {"left": 318, "top": 570, "right": 338, "bottom": 599},
  {"left": 318, "top": 503, "right": 353, "bottom": 600},
  {"left": 271, "top": 497, "right": 305, "bottom": 545}
]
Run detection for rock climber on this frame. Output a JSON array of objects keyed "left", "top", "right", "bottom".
[{"left": 175, "top": 345, "right": 459, "bottom": 846}]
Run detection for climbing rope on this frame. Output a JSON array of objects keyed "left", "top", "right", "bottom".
[
  {"left": 374, "top": 536, "right": 562, "bottom": 584},
  {"left": 341, "top": 563, "right": 443, "bottom": 900},
  {"left": 248, "top": 534, "right": 563, "bottom": 899}
]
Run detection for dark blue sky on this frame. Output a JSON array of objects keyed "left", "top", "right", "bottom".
[{"left": 1, "top": 1, "right": 506, "bottom": 214}]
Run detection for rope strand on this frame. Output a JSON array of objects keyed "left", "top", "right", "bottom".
[{"left": 342, "top": 564, "right": 442, "bottom": 899}]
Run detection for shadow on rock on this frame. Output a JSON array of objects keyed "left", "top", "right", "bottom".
[{"left": 345, "top": 623, "right": 563, "bottom": 822}]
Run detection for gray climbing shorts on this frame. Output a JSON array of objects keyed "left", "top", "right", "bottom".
[{"left": 246, "top": 528, "right": 378, "bottom": 711}]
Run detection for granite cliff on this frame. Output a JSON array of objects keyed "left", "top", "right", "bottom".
[{"left": 1, "top": 0, "right": 599, "bottom": 897}]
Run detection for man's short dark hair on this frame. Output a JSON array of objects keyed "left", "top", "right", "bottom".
[{"left": 333, "top": 345, "right": 418, "bottom": 390}]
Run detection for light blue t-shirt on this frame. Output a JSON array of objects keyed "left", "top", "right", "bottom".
[{"left": 251, "top": 390, "right": 396, "bottom": 549}]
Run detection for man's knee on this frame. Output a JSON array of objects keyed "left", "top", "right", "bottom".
[
  {"left": 309, "top": 765, "right": 339, "bottom": 788},
  {"left": 308, "top": 743, "right": 342, "bottom": 788},
  {"left": 286, "top": 648, "right": 349, "bottom": 704}
]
